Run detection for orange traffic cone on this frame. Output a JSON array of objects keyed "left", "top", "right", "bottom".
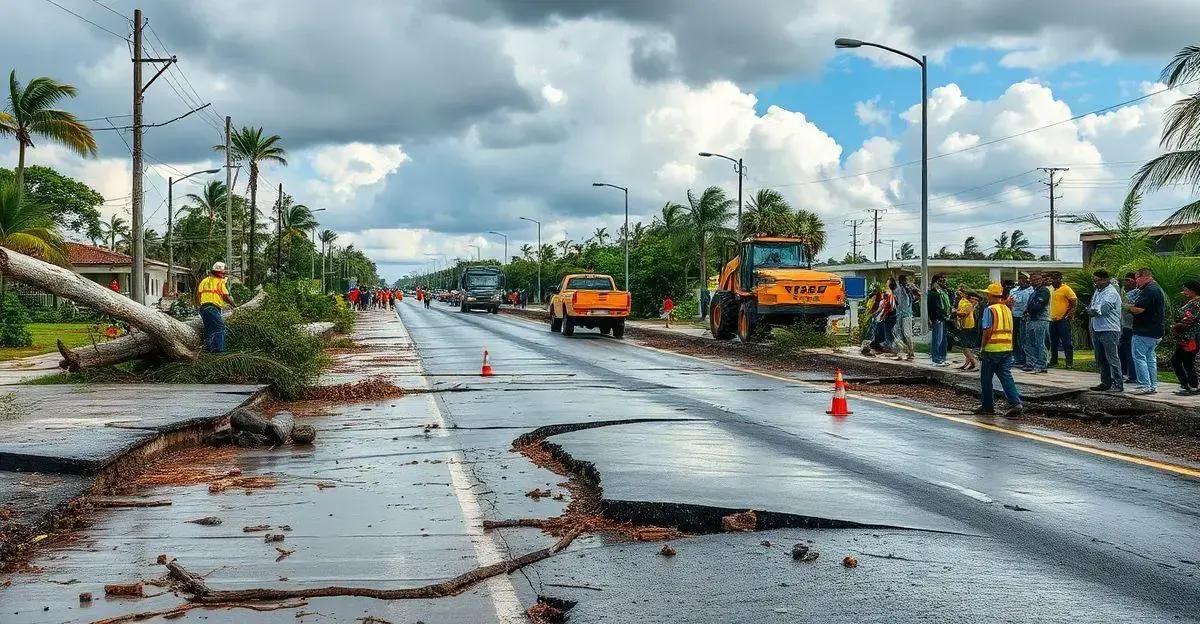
[
  {"left": 481, "top": 349, "right": 494, "bottom": 377},
  {"left": 826, "top": 368, "right": 852, "bottom": 416}
]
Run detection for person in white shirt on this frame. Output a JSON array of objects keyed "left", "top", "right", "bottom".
[{"left": 1087, "top": 269, "right": 1124, "bottom": 392}]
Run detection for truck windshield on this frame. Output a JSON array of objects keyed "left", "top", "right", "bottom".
[
  {"left": 465, "top": 274, "right": 500, "bottom": 288},
  {"left": 751, "top": 243, "right": 807, "bottom": 268},
  {"left": 565, "top": 277, "right": 614, "bottom": 290}
]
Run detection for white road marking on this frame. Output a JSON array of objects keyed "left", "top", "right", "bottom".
[
  {"left": 392, "top": 308, "right": 525, "bottom": 623},
  {"left": 932, "top": 480, "right": 996, "bottom": 504}
]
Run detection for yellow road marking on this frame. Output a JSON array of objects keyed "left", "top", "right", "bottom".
[{"left": 495, "top": 311, "right": 1200, "bottom": 479}]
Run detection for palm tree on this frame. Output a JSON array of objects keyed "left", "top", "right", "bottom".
[
  {"left": 961, "top": 236, "right": 985, "bottom": 259},
  {"left": 656, "top": 201, "right": 686, "bottom": 233},
  {"left": 898, "top": 242, "right": 917, "bottom": 260},
  {"left": 100, "top": 214, "right": 129, "bottom": 251},
  {"left": 794, "top": 209, "right": 827, "bottom": 259},
  {"left": 0, "top": 71, "right": 96, "bottom": 188},
  {"left": 1130, "top": 44, "right": 1200, "bottom": 226},
  {"left": 0, "top": 179, "right": 68, "bottom": 292},
  {"left": 318, "top": 229, "right": 337, "bottom": 290},
  {"left": 519, "top": 243, "right": 534, "bottom": 260},
  {"left": 933, "top": 245, "right": 958, "bottom": 259},
  {"left": 214, "top": 126, "right": 287, "bottom": 286},
  {"left": 555, "top": 239, "right": 573, "bottom": 257},
  {"left": 185, "top": 180, "right": 229, "bottom": 236},
  {"left": 1008, "top": 229, "right": 1034, "bottom": 260},
  {"left": 742, "top": 189, "right": 794, "bottom": 236},
  {"left": 686, "top": 186, "right": 736, "bottom": 289},
  {"left": 1063, "top": 193, "right": 1154, "bottom": 270},
  {"left": 591, "top": 227, "right": 610, "bottom": 246}
]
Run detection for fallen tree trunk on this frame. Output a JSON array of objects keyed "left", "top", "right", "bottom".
[
  {"left": 57, "top": 290, "right": 267, "bottom": 371},
  {"left": 0, "top": 247, "right": 199, "bottom": 361}
]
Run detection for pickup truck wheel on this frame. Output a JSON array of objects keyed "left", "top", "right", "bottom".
[
  {"left": 550, "top": 310, "right": 562, "bottom": 333},
  {"left": 612, "top": 321, "right": 625, "bottom": 339},
  {"left": 562, "top": 315, "right": 576, "bottom": 336},
  {"left": 737, "top": 300, "right": 757, "bottom": 342},
  {"left": 710, "top": 291, "right": 737, "bottom": 340},
  {"left": 490, "top": 305, "right": 499, "bottom": 314},
  {"left": 599, "top": 324, "right": 611, "bottom": 335}
]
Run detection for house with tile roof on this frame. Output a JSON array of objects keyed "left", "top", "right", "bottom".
[{"left": 13, "top": 243, "right": 186, "bottom": 309}]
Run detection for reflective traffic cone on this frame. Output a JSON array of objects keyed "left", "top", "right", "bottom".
[
  {"left": 481, "top": 349, "right": 494, "bottom": 377},
  {"left": 826, "top": 368, "right": 852, "bottom": 415}
]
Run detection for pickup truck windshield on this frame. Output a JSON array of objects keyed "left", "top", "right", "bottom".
[
  {"left": 751, "top": 243, "right": 807, "bottom": 268},
  {"left": 465, "top": 274, "right": 500, "bottom": 288},
  {"left": 565, "top": 277, "right": 614, "bottom": 290}
]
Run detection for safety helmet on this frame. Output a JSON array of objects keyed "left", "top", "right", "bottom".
[{"left": 212, "top": 261, "right": 227, "bottom": 273}]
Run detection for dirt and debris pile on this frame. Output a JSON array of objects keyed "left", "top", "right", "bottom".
[
  {"left": 721, "top": 509, "right": 758, "bottom": 532},
  {"left": 205, "top": 408, "right": 316, "bottom": 448},
  {"left": 298, "top": 378, "right": 406, "bottom": 402}
]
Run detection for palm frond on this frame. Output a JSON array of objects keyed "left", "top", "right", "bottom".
[
  {"left": 1160, "top": 94, "right": 1200, "bottom": 150},
  {"left": 1130, "top": 149, "right": 1200, "bottom": 196},
  {"left": 1160, "top": 45, "right": 1200, "bottom": 88}
]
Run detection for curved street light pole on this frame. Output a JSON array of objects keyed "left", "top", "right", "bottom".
[
  {"left": 591, "top": 182, "right": 629, "bottom": 292},
  {"left": 698, "top": 152, "right": 744, "bottom": 235},
  {"left": 519, "top": 217, "right": 542, "bottom": 303},
  {"left": 487, "top": 231, "right": 508, "bottom": 264},
  {"left": 167, "top": 168, "right": 220, "bottom": 298},
  {"left": 834, "top": 37, "right": 928, "bottom": 308}
]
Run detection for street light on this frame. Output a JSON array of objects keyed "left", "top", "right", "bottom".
[
  {"left": 308, "top": 208, "right": 326, "bottom": 288},
  {"left": 520, "top": 216, "right": 542, "bottom": 303},
  {"left": 167, "top": 168, "right": 220, "bottom": 298},
  {"left": 698, "top": 152, "right": 744, "bottom": 235},
  {"left": 468, "top": 244, "right": 481, "bottom": 261},
  {"left": 426, "top": 252, "right": 446, "bottom": 291},
  {"left": 835, "top": 36, "right": 929, "bottom": 307},
  {"left": 591, "top": 182, "right": 629, "bottom": 292},
  {"left": 487, "top": 231, "right": 508, "bottom": 263}
]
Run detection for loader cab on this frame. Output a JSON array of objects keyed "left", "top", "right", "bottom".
[{"left": 735, "top": 238, "right": 810, "bottom": 291}]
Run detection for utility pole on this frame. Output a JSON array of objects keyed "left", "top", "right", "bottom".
[
  {"left": 129, "top": 8, "right": 176, "bottom": 305},
  {"left": 1040, "top": 167, "right": 1068, "bottom": 261},
  {"left": 275, "top": 183, "right": 283, "bottom": 284},
  {"left": 868, "top": 208, "right": 888, "bottom": 262},
  {"left": 224, "top": 116, "right": 233, "bottom": 275},
  {"left": 843, "top": 218, "right": 866, "bottom": 262}
]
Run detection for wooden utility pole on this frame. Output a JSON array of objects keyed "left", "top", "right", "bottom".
[
  {"left": 130, "top": 8, "right": 144, "bottom": 305},
  {"left": 1040, "top": 167, "right": 1069, "bottom": 261},
  {"left": 225, "top": 116, "right": 233, "bottom": 275},
  {"left": 869, "top": 208, "right": 888, "bottom": 262},
  {"left": 275, "top": 182, "right": 283, "bottom": 284}
]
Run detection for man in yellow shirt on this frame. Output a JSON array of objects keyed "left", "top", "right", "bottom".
[
  {"left": 197, "top": 262, "right": 236, "bottom": 353},
  {"left": 1048, "top": 271, "right": 1077, "bottom": 367}
]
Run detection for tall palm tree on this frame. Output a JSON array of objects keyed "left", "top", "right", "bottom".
[
  {"left": 318, "top": 229, "right": 337, "bottom": 290},
  {"left": 100, "top": 214, "right": 129, "bottom": 251},
  {"left": 657, "top": 201, "right": 686, "bottom": 232},
  {"left": 742, "top": 188, "right": 793, "bottom": 237},
  {"left": 898, "top": 241, "right": 917, "bottom": 260},
  {"left": 555, "top": 239, "right": 573, "bottom": 257},
  {"left": 281, "top": 202, "right": 316, "bottom": 242},
  {"left": 0, "top": 179, "right": 68, "bottom": 292},
  {"left": 793, "top": 209, "right": 827, "bottom": 259},
  {"left": 961, "top": 236, "right": 985, "bottom": 259},
  {"left": 519, "top": 243, "right": 534, "bottom": 260},
  {"left": 185, "top": 180, "right": 229, "bottom": 237},
  {"left": 214, "top": 126, "right": 286, "bottom": 286},
  {"left": 591, "top": 227, "right": 610, "bottom": 246},
  {"left": 686, "top": 186, "right": 736, "bottom": 289},
  {"left": 0, "top": 71, "right": 96, "bottom": 188}
]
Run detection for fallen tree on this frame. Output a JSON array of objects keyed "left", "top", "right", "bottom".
[
  {"left": 0, "top": 246, "right": 264, "bottom": 370},
  {"left": 58, "top": 290, "right": 266, "bottom": 371}
]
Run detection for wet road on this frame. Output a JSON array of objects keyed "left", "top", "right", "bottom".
[{"left": 400, "top": 297, "right": 1200, "bottom": 622}]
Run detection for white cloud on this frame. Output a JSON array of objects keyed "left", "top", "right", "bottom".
[
  {"left": 305, "top": 143, "right": 409, "bottom": 207},
  {"left": 541, "top": 84, "right": 566, "bottom": 105},
  {"left": 854, "top": 96, "right": 890, "bottom": 128}
]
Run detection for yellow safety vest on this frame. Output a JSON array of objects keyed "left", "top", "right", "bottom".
[
  {"left": 983, "top": 303, "right": 1013, "bottom": 352},
  {"left": 197, "top": 275, "right": 228, "bottom": 307}
]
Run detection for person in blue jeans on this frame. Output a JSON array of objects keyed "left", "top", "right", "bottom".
[
  {"left": 974, "top": 283, "right": 1023, "bottom": 416},
  {"left": 1021, "top": 273, "right": 1051, "bottom": 373},
  {"left": 926, "top": 274, "right": 951, "bottom": 366},
  {"left": 1126, "top": 267, "right": 1166, "bottom": 394}
]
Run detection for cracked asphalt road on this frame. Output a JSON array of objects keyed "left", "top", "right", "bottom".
[
  {"left": 3, "top": 301, "right": 1197, "bottom": 623},
  {"left": 402, "top": 298, "right": 1200, "bottom": 622}
]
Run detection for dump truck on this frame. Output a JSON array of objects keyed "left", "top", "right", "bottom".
[
  {"left": 549, "top": 273, "right": 631, "bottom": 338},
  {"left": 709, "top": 235, "right": 847, "bottom": 342},
  {"left": 457, "top": 265, "right": 504, "bottom": 313}
]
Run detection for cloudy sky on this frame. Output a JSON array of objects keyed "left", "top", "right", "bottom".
[{"left": 5, "top": 0, "right": 1200, "bottom": 280}]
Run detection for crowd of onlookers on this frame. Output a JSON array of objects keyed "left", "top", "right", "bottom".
[
  {"left": 863, "top": 267, "right": 1200, "bottom": 399},
  {"left": 345, "top": 285, "right": 400, "bottom": 310}
]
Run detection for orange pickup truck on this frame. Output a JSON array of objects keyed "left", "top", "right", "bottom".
[{"left": 548, "top": 274, "right": 631, "bottom": 338}]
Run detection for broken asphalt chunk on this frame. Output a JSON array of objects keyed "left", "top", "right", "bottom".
[
  {"left": 185, "top": 516, "right": 222, "bottom": 526},
  {"left": 103, "top": 582, "right": 143, "bottom": 597},
  {"left": 264, "top": 533, "right": 285, "bottom": 543},
  {"left": 242, "top": 524, "right": 272, "bottom": 532},
  {"left": 659, "top": 544, "right": 676, "bottom": 557},
  {"left": 721, "top": 509, "right": 757, "bottom": 532},
  {"left": 792, "top": 543, "right": 819, "bottom": 562}
]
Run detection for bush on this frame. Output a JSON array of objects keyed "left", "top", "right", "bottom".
[
  {"left": 262, "top": 280, "right": 355, "bottom": 332},
  {"left": 25, "top": 303, "right": 101, "bottom": 324},
  {"left": 772, "top": 322, "right": 838, "bottom": 352},
  {"left": 0, "top": 294, "right": 32, "bottom": 347}
]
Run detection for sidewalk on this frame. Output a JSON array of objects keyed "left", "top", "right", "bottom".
[{"left": 0, "top": 352, "right": 63, "bottom": 385}]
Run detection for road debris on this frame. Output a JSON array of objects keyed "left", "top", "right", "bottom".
[
  {"left": 357, "top": 616, "right": 392, "bottom": 624},
  {"left": 526, "top": 488, "right": 553, "bottom": 500},
  {"left": 292, "top": 424, "right": 317, "bottom": 444},
  {"left": 274, "top": 547, "right": 296, "bottom": 562},
  {"left": 103, "top": 582, "right": 144, "bottom": 597},
  {"left": 264, "top": 533, "right": 285, "bottom": 543},
  {"left": 842, "top": 555, "right": 859, "bottom": 568},
  {"left": 185, "top": 516, "right": 222, "bottom": 526},
  {"left": 156, "top": 555, "right": 168, "bottom": 565},
  {"left": 721, "top": 509, "right": 758, "bottom": 532},
  {"left": 526, "top": 599, "right": 570, "bottom": 624},
  {"left": 92, "top": 498, "right": 171, "bottom": 509},
  {"left": 316, "top": 482, "right": 336, "bottom": 490},
  {"left": 792, "top": 543, "right": 819, "bottom": 562},
  {"left": 658, "top": 544, "right": 676, "bottom": 557},
  {"left": 78, "top": 591, "right": 91, "bottom": 603},
  {"left": 242, "top": 524, "right": 271, "bottom": 533},
  {"left": 208, "top": 475, "right": 277, "bottom": 494}
]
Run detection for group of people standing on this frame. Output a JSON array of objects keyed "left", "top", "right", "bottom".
[
  {"left": 346, "top": 285, "right": 401, "bottom": 311},
  {"left": 863, "top": 274, "right": 920, "bottom": 361}
]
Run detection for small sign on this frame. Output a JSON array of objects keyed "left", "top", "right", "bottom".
[{"left": 843, "top": 276, "right": 867, "bottom": 299}]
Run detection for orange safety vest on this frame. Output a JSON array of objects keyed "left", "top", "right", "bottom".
[{"left": 983, "top": 303, "right": 1014, "bottom": 352}]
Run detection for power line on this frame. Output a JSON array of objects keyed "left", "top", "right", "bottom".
[
  {"left": 753, "top": 79, "right": 1198, "bottom": 190},
  {"left": 41, "top": 0, "right": 129, "bottom": 41},
  {"left": 89, "top": 102, "right": 211, "bottom": 131},
  {"left": 89, "top": 0, "right": 128, "bottom": 21}
]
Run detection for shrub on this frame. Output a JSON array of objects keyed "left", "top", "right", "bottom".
[
  {"left": 0, "top": 294, "right": 33, "bottom": 347},
  {"left": 262, "top": 280, "right": 355, "bottom": 332},
  {"left": 772, "top": 321, "right": 838, "bottom": 352}
]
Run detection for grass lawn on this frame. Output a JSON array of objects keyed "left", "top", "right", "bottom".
[{"left": 0, "top": 323, "right": 101, "bottom": 362}]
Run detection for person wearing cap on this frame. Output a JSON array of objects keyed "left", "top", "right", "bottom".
[
  {"left": 1009, "top": 273, "right": 1032, "bottom": 368},
  {"left": 197, "top": 262, "right": 236, "bottom": 353},
  {"left": 975, "top": 282, "right": 1023, "bottom": 416}
]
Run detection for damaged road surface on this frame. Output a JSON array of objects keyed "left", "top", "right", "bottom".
[{"left": 3, "top": 302, "right": 1198, "bottom": 623}]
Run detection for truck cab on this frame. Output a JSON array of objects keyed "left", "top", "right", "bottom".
[
  {"left": 549, "top": 274, "right": 631, "bottom": 338},
  {"left": 457, "top": 266, "right": 504, "bottom": 313}
]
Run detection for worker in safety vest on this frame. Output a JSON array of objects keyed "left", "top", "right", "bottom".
[
  {"left": 197, "top": 262, "right": 236, "bottom": 353},
  {"left": 975, "top": 282, "right": 1024, "bottom": 417}
]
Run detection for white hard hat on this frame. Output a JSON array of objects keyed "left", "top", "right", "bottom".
[{"left": 212, "top": 262, "right": 227, "bottom": 272}]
